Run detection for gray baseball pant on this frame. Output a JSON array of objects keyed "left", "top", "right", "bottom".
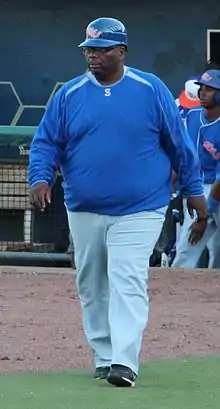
[{"left": 67, "top": 208, "right": 166, "bottom": 374}]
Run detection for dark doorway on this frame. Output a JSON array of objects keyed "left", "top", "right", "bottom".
[{"left": 207, "top": 30, "right": 220, "bottom": 67}]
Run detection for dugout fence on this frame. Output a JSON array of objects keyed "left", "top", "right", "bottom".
[
  {"left": 0, "top": 126, "right": 210, "bottom": 269},
  {"left": 0, "top": 126, "right": 72, "bottom": 267}
]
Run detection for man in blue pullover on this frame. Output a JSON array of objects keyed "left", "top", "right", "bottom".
[
  {"left": 172, "top": 69, "right": 220, "bottom": 268},
  {"left": 28, "top": 17, "right": 207, "bottom": 387}
]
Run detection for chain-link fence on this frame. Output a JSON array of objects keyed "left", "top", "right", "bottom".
[{"left": 0, "top": 126, "right": 72, "bottom": 266}]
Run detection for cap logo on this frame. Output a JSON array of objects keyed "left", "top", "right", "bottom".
[
  {"left": 86, "top": 27, "right": 102, "bottom": 39},
  {"left": 187, "top": 91, "right": 198, "bottom": 100},
  {"left": 201, "top": 72, "right": 212, "bottom": 81}
]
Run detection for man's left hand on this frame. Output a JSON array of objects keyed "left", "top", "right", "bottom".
[
  {"left": 188, "top": 218, "right": 208, "bottom": 245},
  {"left": 187, "top": 196, "right": 208, "bottom": 244}
]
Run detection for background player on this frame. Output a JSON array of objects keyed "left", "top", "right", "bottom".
[
  {"left": 176, "top": 76, "right": 200, "bottom": 122},
  {"left": 172, "top": 69, "right": 220, "bottom": 268}
]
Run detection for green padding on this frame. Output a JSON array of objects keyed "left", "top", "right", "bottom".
[
  {"left": 0, "top": 126, "right": 37, "bottom": 145},
  {"left": 0, "top": 126, "right": 37, "bottom": 164}
]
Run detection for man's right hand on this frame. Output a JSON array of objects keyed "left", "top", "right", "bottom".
[{"left": 29, "top": 182, "right": 51, "bottom": 211}]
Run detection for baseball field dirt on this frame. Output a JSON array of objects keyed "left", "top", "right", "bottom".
[{"left": 0, "top": 267, "right": 219, "bottom": 374}]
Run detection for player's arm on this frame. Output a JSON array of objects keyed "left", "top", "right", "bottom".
[
  {"left": 207, "top": 160, "right": 220, "bottom": 213},
  {"left": 170, "top": 110, "right": 193, "bottom": 192},
  {"left": 153, "top": 79, "right": 203, "bottom": 197},
  {"left": 151, "top": 75, "right": 207, "bottom": 242},
  {"left": 28, "top": 87, "right": 66, "bottom": 210}
]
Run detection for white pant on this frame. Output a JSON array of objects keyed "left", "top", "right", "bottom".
[
  {"left": 67, "top": 208, "right": 166, "bottom": 374},
  {"left": 173, "top": 185, "right": 220, "bottom": 269}
]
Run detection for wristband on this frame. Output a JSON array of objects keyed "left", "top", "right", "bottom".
[{"left": 207, "top": 196, "right": 219, "bottom": 213}]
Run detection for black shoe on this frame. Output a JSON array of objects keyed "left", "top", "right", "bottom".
[
  {"left": 107, "top": 364, "right": 137, "bottom": 387},
  {"left": 94, "top": 366, "right": 110, "bottom": 380}
]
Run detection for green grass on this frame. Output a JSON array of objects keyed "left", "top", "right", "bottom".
[{"left": 0, "top": 355, "right": 220, "bottom": 409}]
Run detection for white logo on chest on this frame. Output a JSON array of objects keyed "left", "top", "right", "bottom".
[{"left": 104, "top": 88, "right": 111, "bottom": 97}]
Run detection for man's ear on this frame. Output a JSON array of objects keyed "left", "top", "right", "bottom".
[{"left": 118, "top": 46, "right": 126, "bottom": 59}]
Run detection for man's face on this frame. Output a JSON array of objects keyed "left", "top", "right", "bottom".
[
  {"left": 199, "top": 85, "right": 217, "bottom": 108},
  {"left": 83, "top": 45, "right": 125, "bottom": 78}
]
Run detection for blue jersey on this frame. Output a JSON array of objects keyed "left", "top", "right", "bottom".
[
  {"left": 28, "top": 66, "right": 203, "bottom": 215},
  {"left": 177, "top": 105, "right": 189, "bottom": 121},
  {"left": 186, "top": 108, "right": 220, "bottom": 184}
]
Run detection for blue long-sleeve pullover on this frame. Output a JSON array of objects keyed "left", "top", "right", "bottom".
[
  {"left": 186, "top": 107, "right": 220, "bottom": 184},
  {"left": 28, "top": 67, "right": 203, "bottom": 215}
]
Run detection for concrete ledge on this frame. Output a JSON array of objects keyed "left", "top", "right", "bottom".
[{"left": 0, "top": 266, "right": 75, "bottom": 275}]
